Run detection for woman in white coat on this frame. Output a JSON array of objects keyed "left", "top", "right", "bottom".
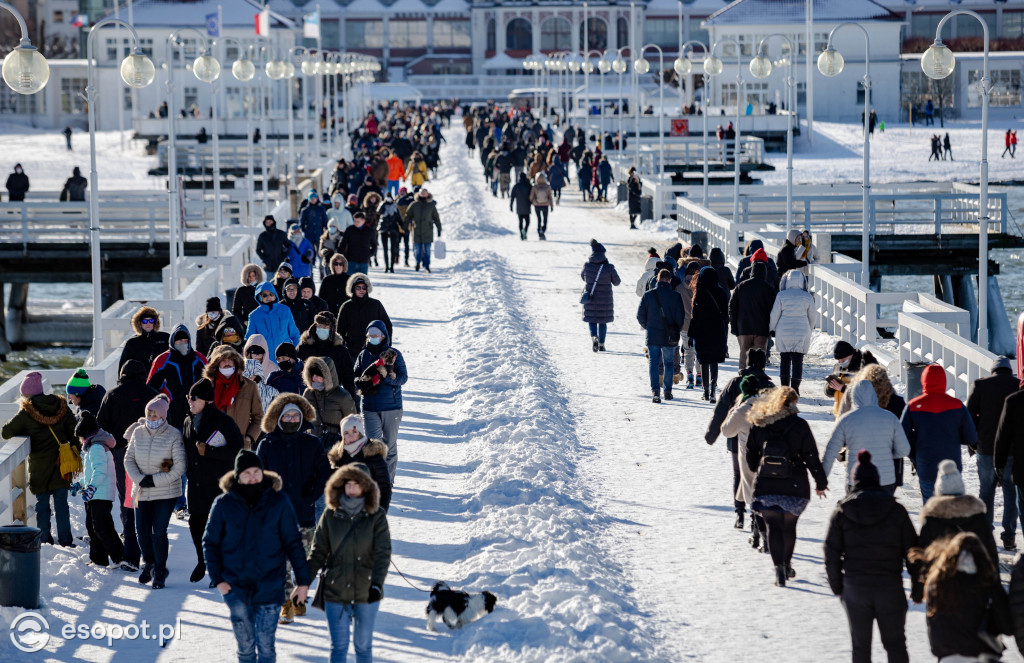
[
  {"left": 124, "top": 394, "right": 186, "bottom": 589},
  {"left": 769, "top": 270, "right": 815, "bottom": 394},
  {"left": 721, "top": 375, "right": 768, "bottom": 552}
]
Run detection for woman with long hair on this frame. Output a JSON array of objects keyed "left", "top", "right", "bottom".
[{"left": 688, "top": 266, "right": 730, "bottom": 402}]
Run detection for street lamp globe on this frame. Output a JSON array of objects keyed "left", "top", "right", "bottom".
[
  {"left": 921, "top": 41, "right": 955, "bottom": 80},
  {"left": 301, "top": 59, "right": 317, "bottom": 76},
  {"left": 193, "top": 53, "right": 221, "bottom": 83},
  {"left": 633, "top": 57, "right": 650, "bottom": 75},
  {"left": 703, "top": 55, "right": 723, "bottom": 77},
  {"left": 266, "top": 59, "right": 286, "bottom": 80},
  {"left": 598, "top": 57, "right": 611, "bottom": 74},
  {"left": 120, "top": 51, "right": 156, "bottom": 88},
  {"left": 232, "top": 57, "right": 256, "bottom": 81},
  {"left": 612, "top": 56, "right": 627, "bottom": 74},
  {"left": 749, "top": 54, "right": 772, "bottom": 79},
  {"left": 817, "top": 47, "right": 844, "bottom": 77},
  {"left": 582, "top": 59, "right": 594, "bottom": 74},
  {"left": 568, "top": 56, "right": 581, "bottom": 73},
  {"left": 283, "top": 61, "right": 296, "bottom": 78},
  {"left": 673, "top": 56, "right": 691, "bottom": 76},
  {"left": 2, "top": 45, "right": 49, "bottom": 94}
]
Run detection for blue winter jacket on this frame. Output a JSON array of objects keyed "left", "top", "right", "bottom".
[
  {"left": 286, "top": 237, "right": 315, "bottom": 279},
  {"left": 203, "top": 471, "right": 312, "bottom": 606},
  {"left": 256, "top": 431, "right": 331, "bottom": 528},
  {"left": 300, "top": 204, "right": 328, "bottom": 248},
  {"left": 901, "top": 364, "right": 978, "bottom": 483},
  {"left": 354, "top": 320, "right": 408, "bottom": 412},
  {"left": 637, "top": 281, "right": 686, "bottom": 347},
  {"left": 245, "top": 282, "right": 300, "bottom": 354},
  {"left": 267, "top": 362, "right": 305, "bottom": 395},
  {"left": 79, "top": 431, "right": 118, "bottom": 502},
  {"left": 547, "top": 162, "right": 566, "bottom": 190}
]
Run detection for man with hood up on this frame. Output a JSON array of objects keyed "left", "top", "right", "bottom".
[
  {"left": 709, "top": 247, "right": 735, "bottom": 291},
  {"left": 326, "top": 193, "right": 353, "bottom": 232},
  {"left": 146, "top": 325, "right": 209, "bottom": 429},
  {"left": 286, "top": 224, "right": 315, "bottom": 280},
  {"left": 245, "top": 282, "right": 300, "bottom": 357},
  {"left": 256, "top": 215, "right": 290, "bottom": 273},
  {"left": 119, "top": 306, "right": 171, "bottom": 372},
  {"left": 735, "top": 240, "right": 778, "bottom": 286},
  {"left": 300, "top": 191, "right": 329, "bottom": 267},
  {"left": 337, "top": 274, "right": 392, "bottom": 353},
  {"left": 298, "top": 311, "right": 356, "bottom": 397},
  {"left": 354, "top": 321, "right": 408, "bottom": 482},
  {"left": 406, "top": 188, "right": 442, "bottom": 273},
  {"left": 5, "top": 163, "right": 29, "bottom": 201},
  {"left": 233, "top": 264, "right": 264, "bottom": 328}
]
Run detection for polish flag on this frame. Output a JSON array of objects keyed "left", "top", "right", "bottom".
[{"left": 255, "top": 8, "right": 270, "bottom": 36}]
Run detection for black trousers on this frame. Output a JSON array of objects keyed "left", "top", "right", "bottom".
[
  {"left": 730, "top": 451, "right": 745, "bottom": 514},
  {"left": 85, "top": 500, "right": 124, "bottom": 566},
  {"left": 187, "top": 482, "right": 221, "bottom": 564},
  {"left": 381, "top": 232, "right": 400, "bottom": 270},
  {"left": 517, "top": 214, "right": 530, "bottom": 234},
  {"left": 402, "top": 232, "right": 410, "bottom": 262},
  {"left": 779, "top": 352, "right": 804, "bottom": 390},
  {"left": 760, "top": 508, "right": 799, "bottom": 567},
  {"left": 841, "top": 583, "right": 909, "bottom": 663},
  {"left": 534, "top": 206, "right": 549, "bottom": 233}
]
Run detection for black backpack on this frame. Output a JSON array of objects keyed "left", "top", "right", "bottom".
[{"left": 758, "top": 428, "right": 795, "bottom": 480}]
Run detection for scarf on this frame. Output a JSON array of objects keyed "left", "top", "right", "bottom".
[
  {"left": 344, "top": 435, "right": 368, "bottom": 456},
  {"left": 214, "top": 371, "right": 241, "bottom": 410},
  {"left": 340, "top": 495, "right": 365, "bottom": 517}
]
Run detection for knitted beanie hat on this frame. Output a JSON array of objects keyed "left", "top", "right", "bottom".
[
  {"left": 852, "top": 450, "right": 880, "bottom": 488},
  {"left": 20, "top": 371, "right": 44, "bottom": 398},
  {"left": 66, "top": 369, "right": 91, "bottom": 397},
  {"left": 935, "top": 460, "right": 966, "bottom": 496},
  {"left": 146, "top": 394, "right": 170, "bottom": 418}
]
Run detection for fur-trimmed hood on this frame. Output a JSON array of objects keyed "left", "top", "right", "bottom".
[
  {"left": 240, "top": 263, "right": 264, "bottom": 287},
  {"left": 299, "top": 321, "right": 344, "bottom": 348},
  {"left": 747, "top": 403, "right": 799, "bottom": 428},
  {"left": 345, "top": 273, "right": 373, "bottom": 298},
  {"left": 203, "top": 346, "right": 245, "bottom": 380},
  {"left": 324, "top": 464, "right": 381, "bottom": 514},
  {"left": 327, "top": 438, "right": 387, "bottom": 467},
  {"left": 328, "top": 253, "right": 348, "bottom": 273},
  {"left": 18, "top": 394, "right": 69, "bottom": 425},
  {"left": 261, "top": 392, "right": 316, "bottom": 434},
  {"left": 218, "top": 469, "right": 283, "bottom": 494},
  {"left": 131, "top": 306, "right": 161, "bottom": 335},
  {"left": 302, "top": 356, "right": 339, "bottom": 391},
  {"left": 920, "top": 494, "right": 987, "bottom": 522}
]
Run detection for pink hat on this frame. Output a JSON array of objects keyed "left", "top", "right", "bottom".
[
  {"left": 20, "top": 371, "right": 43, "bottom": 397},
  {"left": 146, "top": 394, "right": 170, "bottom": 418}
]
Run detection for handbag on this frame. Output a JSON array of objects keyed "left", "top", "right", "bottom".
[
  {"left": 52, "top": 426, "right": 82, "bottom": 480},
  {"left": 580, "top": 264, "right": 604, "bottom": 304}
]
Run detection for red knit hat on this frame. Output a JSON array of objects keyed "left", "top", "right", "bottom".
[{"left": 752, "top": 248, "right": 769, "bottom": 262}]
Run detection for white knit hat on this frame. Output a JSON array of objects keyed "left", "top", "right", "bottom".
[{"left": 934, "top": 459, "right": 965, "bottom": 496}]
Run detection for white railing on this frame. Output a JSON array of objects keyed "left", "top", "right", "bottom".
[{"left": 897, "top": 311, "right": 998, "bottom": 401}]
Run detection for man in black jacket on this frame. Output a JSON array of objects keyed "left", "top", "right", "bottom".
[
  {"left": 118, "top": 306, "right": 170, "bottom": 373},
  {"left": 336, "top": 273, "right": 393, "bottom": 353},
  {"left": 729, "top": 261, "right": 777, "bottom": 372},
  {"left": 96, "top": 359, "right": 158, "bottom": 571},
  {"left": 256, "top": 215, "right": 290, "bottom": 273},
  {"left": 339, "top": 213, "right": 375, "bottom": 276},
  {"left": 5, "top": 163, "right": 28, "bottom": 201},
  {"left": 637, "top": 270, "right": 685, "bottom": 403},
  {"left": 824, "top": 450, "right": 917, "bottom": 663},
  {"left": 970, "top": 356, "right": 1021, "bottom": 549},
  {"left": 994, "top": 365, "right": 1024, "bottom": 551}
]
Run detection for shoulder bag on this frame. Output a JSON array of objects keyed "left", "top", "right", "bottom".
[{"left": 580, "top": 264, "right": 605, "bottom": 304}]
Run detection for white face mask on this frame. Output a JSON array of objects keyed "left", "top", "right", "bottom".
[
  {"left": 219, "top": 366, "right": 235, "bottom": 378},
  {"left": 146, "top": 418, "right": 163, "bottom": 430},
  {"left": 208, "top": 312, "right": 221, "bottom": 321},
  {"left": 174, "top": 341, "right": 189, "bottom": 355}
]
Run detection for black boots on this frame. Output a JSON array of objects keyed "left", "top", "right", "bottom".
[
  {"left": 652, "top": 391, "right": 661, "bottom": 404},
  {"left": 592, "top": 337, "right": 600, "bottom": 353},
  {"left": 709, "top": 382, "right": 718, "bottom": 403},
  {"left": 786, "top": 563, "right": 796, "bottom": 579},
  {"left": 734, "top": 512, "right": 744, "bottom": 530},
  {"left": 139, "top": 564, "right": 153, "bottom": 584},
  {"left": 774, "top": 564, "right": 787, "bottom": 587},
  {"left": 190, "top": 562, "right": 206, "bottom": 583},
  {"left": 663, "top": 390, "right": 673, "bottom": 401}
]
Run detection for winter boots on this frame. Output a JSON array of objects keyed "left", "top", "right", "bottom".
[
  {"left": 190, "top": 562, "right": 206, "bottom": 583},
  {"left": 139, "top": 564, "right": 153, "bottom": 585},
  {"left": 1004, "top": 535, "right": 1018, "bottom": 552},
  {"left": 786, "top": 563, "right": 796, "bottom": 579},
  {"left": 151, "top": 567, "right": 168, "bottom": 590},
  {"left": 652, "top": 390, "right": 661, "bottom": 404},
  {"left": 734, "top": 512, "right": 744, "bottom": 530},
  {"left": 592, "top": 337, "right": 600, "bottom": 353},
  {"left": 279, "top": 601, "right": 295, "bottom": 624},
  {"left": 663, "top": 390, "right": 673, "bottom": 401},
  {"left": 686, "top": 373, "right": 694, "bottom": 389},
  {"left": 598, "top": 342, "right": 605, "bottom": 352},
  {"left": 774, "top": 564, "right": 787, "bottom": 587},
  {"left": 709, "top": 382, "right": 718, "bottom": 403}
]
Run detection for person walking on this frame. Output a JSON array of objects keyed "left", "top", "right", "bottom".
[
  {"left": 72, "top": 413, "right": 124, "bottom": 567},
  {"left": 729, "top": 261, "right": 776, "bottom": 372},
  {"left": 233, "top": 265, "right": 264, "bottom": 333},
  {"left": 776, "top": 229, "right": 808, "bottom": 280},
  {"left": 5, "top": 163, "right": 29, "bottom": 201},
  {"left": 377, "top": 195, "right": 403, "bottom": 274},
  {"left": 943, "top": 133, "right": 953, "bottom": 160},
  {"left": 510, "top": 173, "right": 532, "bottom": 241},
  {"left": 257, "top": 216, "right": 291, "bottom": 274},
  {"left": 547, "top": 159, "right": 566, "bottom": 205},
  {"left": 336, "top": 274, "right": 392, "bottom": 354},
  {"left": 61, "top": 167, "right": 87, "bottom": 202},
  {"left": 824, "top": 450, "right": 917, "bottom": 663},
  {"left": 406, "top": 189, "right": 442, "bottom": 272},
  {"left": 326, "top": 415, "right": 392, "bottom": 512},
  {"left": 339, "top": 213, "right": 375, "bottom": 277},
  {"left": 299, "top": 462, "right": 391, "bottom": 663},
  {"left": 204, "top": 450, "right": 311, "bottom": 663},
  {"left": 147, "top": 325, "right": 209, "bottom": 429},
  {"left": 769, "top": 270, "right": 815, "bottom": 393},
  {"left": 63, "top": 125, "right": 73, "bottom": 150},
  {"left": 582, "top": 239, "right": 621, "bottom": 353},
  {"left": 245, "top": 283, "right": 301, "bottom": 361},
  {"left": 530, "top": 172, "right": 554, "bottom": 240},
  {"left": 319, "top": 254, "right": 351, "bottom": 314},
  {"left": 354, "top": 321, "right": 407, "bottom": 483},
  {"left": 302, "top": 357, "right": 357, "bottom": 448},
  {"left": 746, "top": 386, "right": 828, "bottom": 586},
  {"left": 1003, "top": 129, "right": 1014, "bottom": 159},
  {"left": 689, "top": 267, "right": 730, "bottom": 402},
  {"left": 119, "top": 306, "right": 170, "bottom": 373},
  {"left": 638, "top": 269, "right": 685, "bottom": 403},
  {"left": 627, "top": 167, "right": 642, "bottom": 229},
  {"left": 901, "top": 364, "right": 977, "bottom": 503},
  {"left": 300, "top": 192, "right": 329, "bottom": 272},
  {"left": 1, "top": 372, "right": 79, "bottom": 547},
  {"left": 286, "top": 224, "right": 316, "bottom": 280},
  {"left": 298, "top": 311, "right": 357, "bottom": 395},
  {"left": 124, "top": 394, "right": 186, "bottom": 588},
  {"left": 720, "top": 375, "right": 769, "bottom": 548},
  {"left": 968, "top": 356, "right": 1020, "bottom": 551},
  {"left": 825, "top": 341, "right": 878, "bottom": 418}
]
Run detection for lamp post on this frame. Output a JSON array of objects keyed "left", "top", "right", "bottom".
[
  {"left": 597, "top": 53, "right": 611, "bottom": 145},
  {"left": 86, "top": 18, "right": 155, "bottom": 360},
  {"left": 223, "top": 39, "right": 257, "bottom": 223},
  {"left": 706, "top": 38, "right": 743, "bottom": 224},
  {"left": 261, "top": 44, "right": 284, "bottom": 215},
  {"left": 191, "top": 47, "right": 223, "bottom": 255},
  {"left": 568, "top": 53, "right": 581, "bottom": 128},
  {"left": 0, "top": 1, "right": 49, "bottom": 94},
  {"left": 922, "top": 10, "right": 992, "bottom": 348},
  {"left": 676, "top": 40, "right": 709, "bottom": 204},
  {"left": 299, "top": 48, "right": 315, "bottom": 167},
  {"left": 284, "top": 48, "right": 302, "bottom": 184},
  {"left": 581, "top": 50, "right": 598, "bottom": 139},
  {"left": 750, "top": 34, "right": 796, "bottom": 233},
  {"left": 635, "top": 45, "right": 665, "bottom": 179},
  {"left": 818, "top": 23, "right": 872, "bottom": 288},
  {"left": 612, "top": 48, "right": 628, "bottom": 152}
]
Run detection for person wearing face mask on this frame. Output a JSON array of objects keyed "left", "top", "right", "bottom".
[
  {"left": 339, "top": 212, "right": 375, "bottom": 277},
  {"left": 242, "top": 333, "right": 279, "bottom": 378},
  {"left": 286, "top": 223, "right": 315, "bottom": 280},
  {"left": 298, "top": 312, "right": 356, "bottom": 398},
  {"left": 210, "top": 315, "right": 247, "bottom": 355},
  {"left": 124, "top": 394, "right": 186, "bottom": 588},
  {"left": 319, "top": 254, "right": 351, "bottom": 314},
  {"left": 181, "top": 377, "right": 244, "bottom": 584},
  {"left": 243, "top": 358, "right": 280, "bottom": 411},
  {"left": 326, "top": 193, "right": 353, "bottom": 234},
  {"left": 326, "top": 415, "right": 391, "bottom": 512},
  {"left": 6, "top": 163, "right": 29, "bottom": 201},
  {"left": 300, "top": 192, "right": 329, "bottom": 269},
  {"left": 204, "top": 347, "right": 264, "bottom": 450},
  {"left": 146, "top": 325, "right": 209, "bottom": 429},
  {"left": 336, "top": 274, "right": 393, "bottom": 354},
  {"left": 196, "top": 297, "right": 227, "bottom": 357},
  {"left": 268, "top": 343, "right": 305, "bottom": 395},
  {"left": 256, "top": 394, "right": 331, "bottom": 624},
  {"left": 245, "top": 282, "right": 300, "bottom": 359},
  {"left": 354, "top": 321, "right": 408, "bottom": 483},
  {"left": 299, "top": 277, "right": 329, "bottom": 315},
  {"left": 302, "top": 358, "right": 357, "bottom": 451},
  {"left": 319, "top": 219, "right": 344, "bottom": 279},
  {"left": 233, "top": 264, "right": 264, "bottom": 328},
  {"left": 256, "top": 215, "right": 290, "bottom": 274},
  {"left": 119, "top": 306, "right": 170, "bottom": 372},
  {"left": 204, "top": 450, "right": 310, "bottom": 662},
  {"left": 282, "top": 278, "right": 314, "bottom": 332}
]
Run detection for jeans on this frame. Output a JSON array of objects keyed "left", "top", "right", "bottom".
[
  {"left": 978, "top": 454, "right": 1018, "bottom": 539},
  {"left": 841, "top": 583, "right": 909, "bottom": 663},
  {"left": 175, "top": 475, "right": 187, "bottom": 511},
  {"left": 364, "top": 409, "right": 403, "bottom": 483},
  {"left": 737, "top": 335, "right": 769, "bottom": 371},
  {"left": 36, "top": 487, "right": 72, "bottom": 546},
  {"left": 779, "top": 352, "right": 804, "bottom": 391},
  {"left": 919, "top": 479, "right": 935, "bottom": 504},
  {"left": 534, "top": 206, "right": 548, "bottom": 234},
  {"left": 599, "top": 183, "right": 609, "bottom": 200},
  {"left": 315, "top": 494, "right": 326, "bottom": 525},
  {"left": 647, "top": 345, "right": 674, "bottom": 393},
  {"left": 588, "top": 323, "right": 607, "bottom": 343},
  {"left": 386, "top": 180, "right": 399, "bottom": 196},
  {"left": 348, "top": 261, "right": 370, "bottom": 276},
  {"left": 326, "top": 601, "right": 380, "bottom": 663},
  {"left": 223, "top": 593, "right": 280, "bottom": 663},
  {"left": 111, "top": 446, "right": 140, "bottom": 565},
  {"left": 85, "top": 499, "right": 124, "bottom": 566},
  {"left": 414, "top": 242, "right": 431, "bottom": 270},
  {"left": 135, "top": 497, "right": 176, "bottom": 572}
]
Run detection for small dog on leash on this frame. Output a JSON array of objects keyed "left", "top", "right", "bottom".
[{"left": 426, "top": 582, "right": 497, "bottom": 631}]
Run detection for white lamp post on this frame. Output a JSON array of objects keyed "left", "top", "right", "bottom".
[
  {"left": 223, "top": 38, "right": 256, "bottom": 224},
  {"left": 818, "top": 23, "right": 872, "bottom": 289},
  {"left": 613, "top": 48, "right": 628, "bottom": 151},
  {"left": 677, "top": 40, "right": 709, "bottom": 205},
  {"left": 86, "top": 18, "right": 155, "bottom": 359},
  {"left": 707, "top": 38, "right": 743, "bottom": 224},
  {"left": 0, "top": 1, "right": 49, "bottom": 94},
  {"left": 191, "top": 47, "right": 222, "bottom": 254},
  {"left": 597, "top": 53, "right": 611, "bottom": 145},
  {"left": 750, "top": 34, "right": 795, "bottom": 233},
  {"left": 922, "top": 10, "right": 992, "bottom": 348},
  {"left": 635, "top": 45, "right": 665, "bottom": 179}
]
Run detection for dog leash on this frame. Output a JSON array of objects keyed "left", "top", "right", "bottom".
[{"left": 390, "top": 559, "right": 432, "bottom": 592}]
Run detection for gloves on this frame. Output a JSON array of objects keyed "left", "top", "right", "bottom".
[
  {"left": 704, "top": 432, "right": 716, "bottom": 446},
  {"left": 367, "top": 585, "right": 382, "bottom": 603},
  {"left": 81, "top": 484, "right": 97, "bottom": 502},
  {"left": 69, "top": 482, "right": 82, "bottom": 497},
  {"left": 140, "top": 475, "right": 156, "bottom": 488},
  {"left": 301, "top": 254, "right": 312, "bottom": 264}
]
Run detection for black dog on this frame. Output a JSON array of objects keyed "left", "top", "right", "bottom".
[{"left": 426, "top": 582, "right": 497, "bottom": 631}]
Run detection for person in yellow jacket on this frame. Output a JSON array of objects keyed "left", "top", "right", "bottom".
[{"left": 405, "top": 152, "right": 429, "bottom": 188}]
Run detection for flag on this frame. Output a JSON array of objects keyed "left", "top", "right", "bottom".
[
  {"left": 205, "top": 12, "right": 221, "bottom": 38},
  {"left": 71, "top": 13, "right": 88, "bottom": 28},
  {"left": 255, "top": 8, "right": 270, "bottom": 36},
  {"left": 303, "top": 9, "right": 320, "bottom": 40}
]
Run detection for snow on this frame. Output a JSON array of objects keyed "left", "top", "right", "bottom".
[{"left": 2, "top": 122, "right": 1023, "bottom": 662}]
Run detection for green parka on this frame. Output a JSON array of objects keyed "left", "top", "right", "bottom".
[
  {"left": 405, "top": 196, "right": 442, "bottom": 244},
  {"left": 1, "top": 395, "right": 79, "bottom": 495}
]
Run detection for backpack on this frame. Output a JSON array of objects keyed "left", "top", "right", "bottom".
[{"left": 758, "top": 428, "right": 795, "bottom": 480}]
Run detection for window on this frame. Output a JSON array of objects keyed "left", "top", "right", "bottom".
[
  {"left": 184, "top": 86, "right": 199, "bottom": 113},
  {"left": 346, "top": 21, "right": 383, "bottom": 49},
  {"left": 486, "top": 19, "right": 495, "bottom": 51},
  {"left": 953, "top": 12, "right": 996, "bottom": 39},
  {"left": 645, "top": 18, "right": 678, "bottom": 48},
  {"left": 172, "top": 38, "right": 197, "bottom": 62},
  {"left": 970, "top": 69, "right": 1020, "bottom": 108},
  {"left": 1004, "top": 12, "right": 1024, "bottom": 39},
  {"left": 225, "top": 86, "right": 245, "bottom": 118},
  {"left": 506, "top": 18, "right": 532, "bottom": 51},
  {"left": 226, "top": 44, "right": 240, "bottom": 61},
  {"left": 0, "top": 86, "right": 41, "bottom": 114},
  {"left": 53, "top": 11, "right": 64, "bottom": 23},
  {"left": 61, "top": 77, "right": 87, "bottom": 114},
  {"left": 390, "top": 20, "right": 427, "bottom": 49},
  {"left": 580, "top": 18, "right": 607, "bottom": 51},
  {"left": 432, "top": 62, "right": 472, "bottom": 75},
  {"left": 617, "top": 17, "right": 630, "bottom": 49},
  {"left": 434, "top": 20, "right": 471, "bottom": 48},
  {"left": 910, "top": 13, "right": 942, "bottom": 39},
  {"left": 856, "top": 82, "right": 872, "bottom": 105},
  {"left": 689, "top": 26, "right": 709, "bottom": 48},
  {"left": 541, "top": 17, "right": 571, "bottom": 51}
]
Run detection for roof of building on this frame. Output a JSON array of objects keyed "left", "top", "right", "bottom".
[
  {"left": 106, "top": 0, "right": 293, "bottom": 28},
  {"left": 704, "top": 0, "right": 900, "bottom": 26}
]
